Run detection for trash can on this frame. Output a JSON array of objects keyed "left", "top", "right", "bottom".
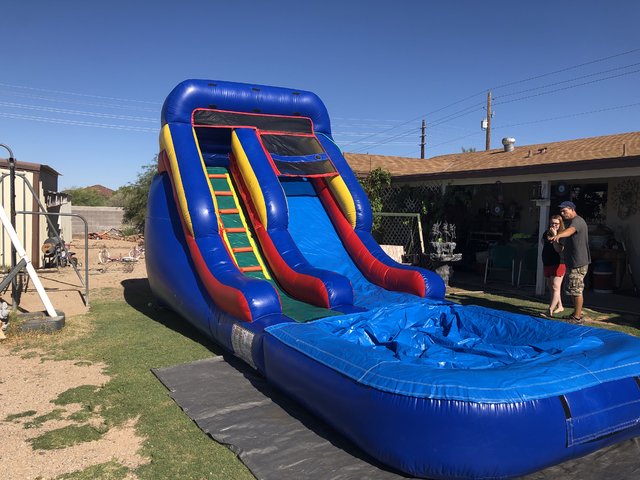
[{"left": 592, "top": 260, "right": 614, "bottom": 294}]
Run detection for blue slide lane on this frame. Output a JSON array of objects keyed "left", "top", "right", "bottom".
[
  {"left": 317, "top": 133, "right": 447, "bottom": 300},
  {"left": 284, "top": 179, "right": 445, "bottom": 308}
]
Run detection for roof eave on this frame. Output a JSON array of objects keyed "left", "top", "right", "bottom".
[{"left": 391, "top": 155, "right": 640, "bottom": 182}]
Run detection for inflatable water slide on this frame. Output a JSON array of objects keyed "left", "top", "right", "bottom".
[{"left": 146, "top": 80, "right": 640, "bottom": 479}]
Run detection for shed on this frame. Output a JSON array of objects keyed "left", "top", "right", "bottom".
[{"left": 0, "top": 158, "right": 70, "bottom": 268}]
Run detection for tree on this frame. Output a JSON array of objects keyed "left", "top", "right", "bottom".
[
  {"left": 359, "top": 167, "right": 391, "bottom": 215},
  {"left": 461, "top": 147, "right": 477, "bottom": 153},
  {"left": 63, "top": 187, "right": 108, "bottom": 206},
  {"left": 359, "top": 167, "right": 391, "bottom": 238},
  {"left": 117, "top": 161, "right": 157, "bottom": 233}
]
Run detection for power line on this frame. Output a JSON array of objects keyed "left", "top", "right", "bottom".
[
  {"left": 0, "top": 82, "right": 161, "bottom": 105},
  {"left": 429, "top": 48, "right": 640, "bottom": 118},
  {"left": 373, "top": 61, "right": 640, "bottom": 152},
  {"left": 343, "top": 48, "right": 640, "bottom": 151},
  {"left": 428, "top": 102, "right": 486, "bottom": 127},
  {"left": 495, "top": 62, "right": 640, "bottom": 100},
  {"left": 0, "top": 101, "right": 156, "bottom": 123},
  {"left": 428, "top": 101, "right": 640, "bottom": 149},
  {"left": 349, "top": 126, "right": 422, "bottom": 153},
  {"left": 493, "top": 67, "right": 640, "bottom": 107},
  {"left": 429, "top": 63, "right": 640, "bottom": 126},
  {"left": 493, "top": 101, "right": 640, "bottom": 129},
  {"left": 0, "top": 89, "right": 159, "bottom": 112},
  {"left": 489, "top": 47, "right": 640, "bottom": 91},
  {"left": 0, "top": 112, "right": 157, "bottom": 132},
  {"left": 428, "top": 131, "right": 483, "bottom": 149},
  {"left": 2, "top": 48, "right": 639, "bottom": 148}
]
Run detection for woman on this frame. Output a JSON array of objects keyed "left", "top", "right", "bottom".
[{"left": 541, "top": 215, "right": 566, "bottom": 317}]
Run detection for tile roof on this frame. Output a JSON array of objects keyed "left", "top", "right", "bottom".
[{"left": 344, "top": 131, "right": 640, "bottom": 181}]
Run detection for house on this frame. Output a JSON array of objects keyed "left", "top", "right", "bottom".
[
  {"left": 345, "top": 131, "right": 640, "bottom": 295},
  {"left": 0, "top": 158, "right": 71, "bottom": 268}
]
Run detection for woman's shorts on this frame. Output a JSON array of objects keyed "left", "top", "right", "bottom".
[{"left": 544, "top": 264, "right": 566, "bottom": 278}]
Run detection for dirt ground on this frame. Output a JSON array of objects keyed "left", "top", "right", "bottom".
[
  {"left": 4, "top": 237, "right": 147, "bottom": 318},
  {"left": 0, "top": 237, "right": 149, "bottom": 479}
]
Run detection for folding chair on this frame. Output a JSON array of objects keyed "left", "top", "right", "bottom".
[
  {"left": 484, "top": 245, "right": 516, "bottom": 285},
  {"left": 517, "top": 246, "right": 539, "bottom": 287}
]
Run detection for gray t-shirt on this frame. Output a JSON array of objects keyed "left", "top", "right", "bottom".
[{"left": 564, "top": 215, "right": 591, "bottom": 268}]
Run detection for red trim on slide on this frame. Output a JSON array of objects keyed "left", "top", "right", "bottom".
[
  {"left": 229, "top": 158, "right": 333, "bottom": 308},
  {"left": 277, "top": 172, "right": 339, "bottom": 179},
  {"left": 312, "top": 179, "right": 426, "bottom": 298},
  {"left": 184, "top": 234, "right": 254, "bottom": 321},
  {"left": 161, "top": 161, "right": 255, "bottom": 321}
]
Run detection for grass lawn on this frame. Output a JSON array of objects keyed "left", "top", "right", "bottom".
[
  {"left": 5, "top": 280, "right": 254, "bottom": 480},
  {"left": 3, "top": 279, "right": 638, "bottom": 479},
  {"left": 447, "top": 288, "right": 640, "bottom": 337}
]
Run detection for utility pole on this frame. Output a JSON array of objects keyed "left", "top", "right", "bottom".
[
  {"left": 420, "top": 119, "right": 426, "bottom": 159},
  {"left": 485, "top": 90, "right": 493, "bottom": 151}
]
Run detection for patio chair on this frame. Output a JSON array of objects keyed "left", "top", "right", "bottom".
[
  {"left": 484, "top": 245, "right": 516, "bottom": 285},
  {"left": 517, "top": 246, "right": 539, "bottom": 287}
]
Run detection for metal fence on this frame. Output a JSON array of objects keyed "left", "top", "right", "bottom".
[
  {"left": 371, "top": 182, "right": 443, "bottom": 261},
  {"left": 372, "top": 212, "right": 424, "bottom": 260}
]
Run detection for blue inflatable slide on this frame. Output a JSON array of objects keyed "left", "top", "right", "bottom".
[{"left": 146, "top": 79, "right": 640, "bottom": 479}]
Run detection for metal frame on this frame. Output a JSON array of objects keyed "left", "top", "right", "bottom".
[
  {"left": 0, "top": 171, "right": 89, "bottom": 306},
  {"left": 15, "top": 210, "right": 89, "bottom": 306},
  {"left": 372, "top": 212, "right": 425, "bottom": 254}
]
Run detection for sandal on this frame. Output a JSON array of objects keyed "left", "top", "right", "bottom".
[
  {"left": 563, "top": 314, "right": 584, "bottom": 324},
  {"left": 540, "top": 312, "right": 552, "bottom": 319}
]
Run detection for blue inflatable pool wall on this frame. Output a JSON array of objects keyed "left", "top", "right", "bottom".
[{"left": 146, "top": 79, "right": 640, "bottom": 479}]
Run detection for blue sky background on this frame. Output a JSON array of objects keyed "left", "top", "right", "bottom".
[{"left": 1, "top": 0, "right": 639, "bottom": 189}]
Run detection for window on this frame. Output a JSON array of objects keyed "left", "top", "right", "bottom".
[
  {"left": 272, "top": 158, "right": 336, "bottom": 176},
  {"left": 260, "top": 134, "right": 336, "bottom": 176},
  {"left": 261, "top": 134, "right": 324, "bottom": 157},
  {"left": 193, "top": 110, "right": 313, "bottom": 134}
]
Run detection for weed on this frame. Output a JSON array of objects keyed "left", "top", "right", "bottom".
[
  {"left": 30, "top": 424, "right": 105, "bottom": 450},
  {"left": 54, "top": 385, "right": 101, "bottom": 408},
  {"left": 24, "top": 409, "right": 66, "bottom": 429},
  {"left": 5, "top": 410, "right": 37, "bottom": 421},
  {"left": 54, "top": 461, "right": 130, "bottom": 480}
]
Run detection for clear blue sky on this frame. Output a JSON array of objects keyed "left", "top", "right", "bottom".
[{"left": 1, "top": 0, "right": 639, "bottom": 190}]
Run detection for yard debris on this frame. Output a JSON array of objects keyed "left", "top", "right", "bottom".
[
  {"left": 88, "top": 228, "right": 123, "bottom": 240},
  {"left": 88, "top": 229, "right": 143, "bottom": 243}
]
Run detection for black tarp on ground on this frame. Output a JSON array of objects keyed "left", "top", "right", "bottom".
[{"left": 152, "top": 356, "right": 640, "bottom": 480}]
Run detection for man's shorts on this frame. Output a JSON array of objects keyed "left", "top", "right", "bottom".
[{"left": 564, "top": 265, "right": 589, "bottom": 296}]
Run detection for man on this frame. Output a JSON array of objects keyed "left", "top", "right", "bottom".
[{"left": 550, "top": 201, "right": 591, "bottom": 323}]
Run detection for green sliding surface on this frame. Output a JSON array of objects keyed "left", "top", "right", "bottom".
[{"left": 206, "top": 167, "right": 340, "bottom": 322}]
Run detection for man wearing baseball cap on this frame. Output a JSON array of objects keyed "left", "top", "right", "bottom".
[{"left": 550, "top": 201, "right": 591, "bottom": 323}]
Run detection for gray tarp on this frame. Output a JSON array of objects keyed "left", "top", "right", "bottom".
[{"left": 152, "top": 356, "right": 640, "bottom": 480}]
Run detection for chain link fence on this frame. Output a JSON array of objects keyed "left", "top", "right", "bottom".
[
  {"left": 371, "top": 182, "right": 444, "bottom": 263},
  {"left": 372, "top": 212, "right": 424, "bottom": 262}
]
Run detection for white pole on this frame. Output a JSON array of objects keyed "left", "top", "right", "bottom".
[
  {"left": 536, "top": 180, "right": 550, "bottom": 296},
  {"left": 0, "top": 206, "right": 57, "bottom": 317}
]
